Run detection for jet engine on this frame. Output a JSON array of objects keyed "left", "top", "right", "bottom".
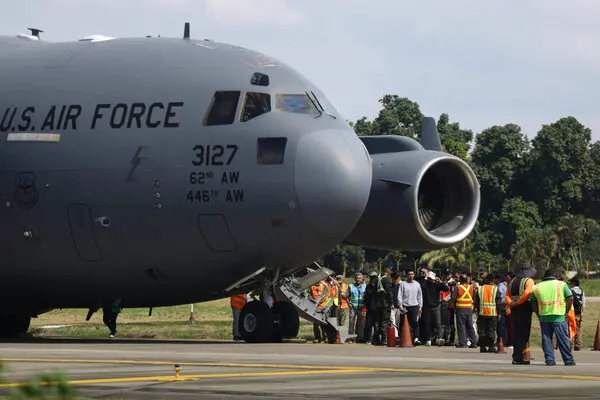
[{"left": 345, "top": 132, "right": 480, "bottom": 251}]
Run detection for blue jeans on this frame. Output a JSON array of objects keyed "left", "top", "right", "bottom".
[{"left": 540, "top": 320, "right": 574, "bottom": 365}]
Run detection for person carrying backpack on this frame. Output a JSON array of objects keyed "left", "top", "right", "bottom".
[{"left": 569, "top": 276, "right": 586, "bottom": 350}]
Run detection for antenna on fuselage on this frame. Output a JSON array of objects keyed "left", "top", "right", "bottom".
[
  {"left": 27, "top": 28, "right": 43, "bottom": 39},
  {"left": 183, "top": 22, "right": 190, "bottom": 39}
]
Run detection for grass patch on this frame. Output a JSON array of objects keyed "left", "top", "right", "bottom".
[
  {"left": 30, "top": 297, "right": 600, "bottom": 348},
  {"left": 580, "top": 279, "right": 600, "bottom": 296},
  {"left": 30, "top": 298, "right": 315, "bottom": 341}
]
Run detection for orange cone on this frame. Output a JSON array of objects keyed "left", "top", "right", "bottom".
[
  {"left": 399, "top": 314, "right": 413, "bottom": 348},
  {"left": 496, "top": 337, "right": 505, "bottom": 354},
  {"left": 593, "top": 321, "right": 600, "bottom": 351},
  {"left": 335, "top": 331, "right": 341, "bottom": 344},
  {"left": 523, "top": 343, "right": 531, "bottom": 361}
]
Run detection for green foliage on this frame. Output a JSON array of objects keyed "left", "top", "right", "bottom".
[
  {"left": 436, "top": 113, "right": 473, "bottom": 161},
  {"left": 0, "top": 361, "right": 75, "bottom": 400}
]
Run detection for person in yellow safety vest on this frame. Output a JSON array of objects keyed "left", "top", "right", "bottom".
[
  {"left": 230, "top": 293, "right": 248, "bottom": 341},
  {"left": 505, "top": 261, "right": 535, "bottom": 365},
  {"left": 335, "top": 274, "right": 350, "bottom": 327},
  {"left": 310, "top": 280, "right": 330, "bottom": 343},
  {"left": 530, "top": 268, "right": 576, "bottom": 366},
  {"left": 474, "top": 274, "right": 501, "bottom": 353},
  {"left": 452, "top": 274, "right": 477, "bottom": 348}
]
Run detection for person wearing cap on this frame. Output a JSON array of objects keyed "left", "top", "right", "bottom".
[
  {"left": 421, "top": 270, "right": 449, "bottom": 346},
  {"left": 505, "top": 261, "right": 536, "bottom": 365},
  {"left": 530, "top": 268, "right": 575, "bottom": 366},
  {"left": 336, "top": 274, "right": 350, "bottom": 328},
  {"left": 362, "top": 271, "right": 380, "bottom": 344},
  {"left": 348, "top": 272, "right": 366, "bottom": 342}
]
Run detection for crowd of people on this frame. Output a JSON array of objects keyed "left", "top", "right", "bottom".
[{"left": 303, "top": 261, "right": 586, "bottom": 366}]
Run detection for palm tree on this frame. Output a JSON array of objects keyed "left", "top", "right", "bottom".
[{"left": 419, "top": 238, "right": 473, "bottom": 270}]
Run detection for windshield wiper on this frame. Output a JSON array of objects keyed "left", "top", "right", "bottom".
[
  {"left": 310, "top": 91, "right": 336, "bottom": 119},
  {"left": 305, "top": 91, "right": 323, "bottom": 118}
]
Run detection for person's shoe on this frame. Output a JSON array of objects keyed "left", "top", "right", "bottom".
[
  {"left": 574, "top": 346, "right": 581, "bottom": 351},
  {"left": 545, "top": 362, "right": 556, "bottom": 366},
  {"left": 565, "top": 362, "right": 577, "bottom": 366},
  {"left": 445, "top": 341, "right": 454, "bottom": 347},
  {"left": 506, "top": 345, "right": 513, "bottom": 349},
  {"left": 480, "top": 347, "right": 488, "bottom": 353},
  {"left": 414, "top": 339, "right": 422, "bottom": 346},
  {"left": 512, "top": 360, "right": 530, "bottom": 365},
  {"left": 468, "top": 344, "right": 478, "bottom": 349},
  {"left": 438, "top": 339, "right": 445, "bottom": 347},
  {"left": 425, "top": 340, "right": 432, "bottom": 347},
  {"left": 313, "top": 339, "right": 320, "bottom": 343},
  {"left": 455, "top": 344, "right": 467, "bottom": 348}
]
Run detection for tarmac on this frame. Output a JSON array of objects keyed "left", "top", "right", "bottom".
[{"left": 1, "top": 338, "right": 600, "bottom": 399}]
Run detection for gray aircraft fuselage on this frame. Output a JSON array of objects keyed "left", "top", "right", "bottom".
[{"left": 0, "top": 34, "right": 480, "bottom": 319}]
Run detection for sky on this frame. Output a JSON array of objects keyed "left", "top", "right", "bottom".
[{"left": 5, "top": 0, "right": 600, "bottom": 141}]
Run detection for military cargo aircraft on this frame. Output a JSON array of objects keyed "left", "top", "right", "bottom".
[{"left": 0, "top": 24, "right": 480, "bottom": 342}]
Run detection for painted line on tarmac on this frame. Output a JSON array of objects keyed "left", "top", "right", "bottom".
[
  {"left": 2, "top": 358, "right": 600, "bottom": 383},
  {"left": 0, "top": 368, "right": 369, "bottom": 388},
  {"left": 0, "top": 358, "right": 359, "bottom": 371},
  {"left": 373, "top": 367, "right": 600, "bottom": 381}
]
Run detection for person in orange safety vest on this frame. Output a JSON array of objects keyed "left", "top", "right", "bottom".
[
  {"left": 474, "top": 275, "right": 501, "bottom": 352},
  {"left": 336, "top": 274, "right": 350, "bottom": 327},
  {"left": 230, "top": 293, "right": 248, "bottom": 341}
]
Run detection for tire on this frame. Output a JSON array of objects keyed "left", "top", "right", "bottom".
[
  {"left": 272, "top": 301, "right": 299, "bottom": 339},
  {"left": 238, "top": 301, "right": 274, "bottom": 343},
  {"left": 0, "top": 314, "right": 31, "bottom": 337}
]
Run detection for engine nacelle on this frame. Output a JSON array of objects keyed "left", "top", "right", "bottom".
[{"left": 345, "top": 137, "right": 480, "bottom": 251}]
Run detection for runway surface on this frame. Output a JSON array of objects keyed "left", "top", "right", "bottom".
[{"left": 1, "top": 339, "right": 600, "bottom": 399}]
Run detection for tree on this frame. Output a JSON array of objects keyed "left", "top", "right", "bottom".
[
  {"left": 436, "top": 113, "right": 474, "bottom": 162},
  {"left": 487, "top": 197, "right": 542, "bottom": 257},
  {"left": 327, "top": 245, "right": 365, "bottom": 276},
  {"left": 470, "top": 124, "right": 530, "bottom": 224},
  {"left": 519, "top": 117, "right": 592, "bottom": 224},
  {"left": 373, "top": 95, "right": 423, "bottom": 139},
  {"left": 419, "top": 238, "right": 473, "bottom": 270}
]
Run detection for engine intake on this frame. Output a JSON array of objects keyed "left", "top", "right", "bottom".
[{"left": 345, "top": 149, "right": 480, "bottom": 251}]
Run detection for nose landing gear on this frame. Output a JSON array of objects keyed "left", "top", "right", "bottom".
[{"left": 0, "top": 314, "right": 31, "bottom": 337}]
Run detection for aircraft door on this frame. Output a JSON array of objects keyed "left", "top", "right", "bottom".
[{"left": 68, "top": 203, "right": 103, "bottom": 262}]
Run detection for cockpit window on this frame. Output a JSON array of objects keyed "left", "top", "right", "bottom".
[
  {"left": 241, "top": 92, "right": 271, "bottom": 122},
  {"left": 204, "top": 91, "right": 241, "bottom": 126},
  {"left": 275, "top": 94, "right": 321, "bottom": 116}
]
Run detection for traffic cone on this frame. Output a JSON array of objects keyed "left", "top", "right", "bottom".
[
  {"left": 523, "top": 344, "right": 531, "bottom": 361},
  {"left": 496, "top": 337, "right": 505, "bottom": 354},
  {"left": 335, "top": 331, "right": 341, "bottom": 344},
  {"left": 592, "top": 321, "right": 600, "bottom": 351},
  {"left": 399, "top": 314, "right": 413, "bottom": 348}
]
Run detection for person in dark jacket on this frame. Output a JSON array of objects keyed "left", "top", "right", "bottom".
[
  {"left": 421, "top": 271, "right": 449, "bottom": 346},
  {"left": 363, "top": 271, "right": 380, "bottom": 344}
]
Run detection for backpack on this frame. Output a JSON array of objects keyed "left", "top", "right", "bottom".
[{"left": 573, "top": 288, "right": 584, "bottom": 314}]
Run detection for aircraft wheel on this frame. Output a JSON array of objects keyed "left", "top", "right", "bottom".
[
  {"left": 239, "top": 301, "right": 274, "bottom": 343},
  {"left": 272, "top": 301, "right": 299, "bottom": 339},
  {"left": 0, "top": 314, "right": 31, "bottom": 337}
]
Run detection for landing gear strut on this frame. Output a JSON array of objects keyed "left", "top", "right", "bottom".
[
  {"left": 0, "top": 314, "right": 31, "bottom": 337},
  {"left": 237, "top": 265, "right": 353, "bottom": 344}
]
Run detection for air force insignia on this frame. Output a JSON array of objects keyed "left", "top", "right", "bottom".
[{"left": 14, "top": 172, "right": 38, "bottom": 209}]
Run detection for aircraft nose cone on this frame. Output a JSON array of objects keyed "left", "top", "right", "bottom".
[{"left": 294, "top": 130, "right": 372, "bottom": 240}]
